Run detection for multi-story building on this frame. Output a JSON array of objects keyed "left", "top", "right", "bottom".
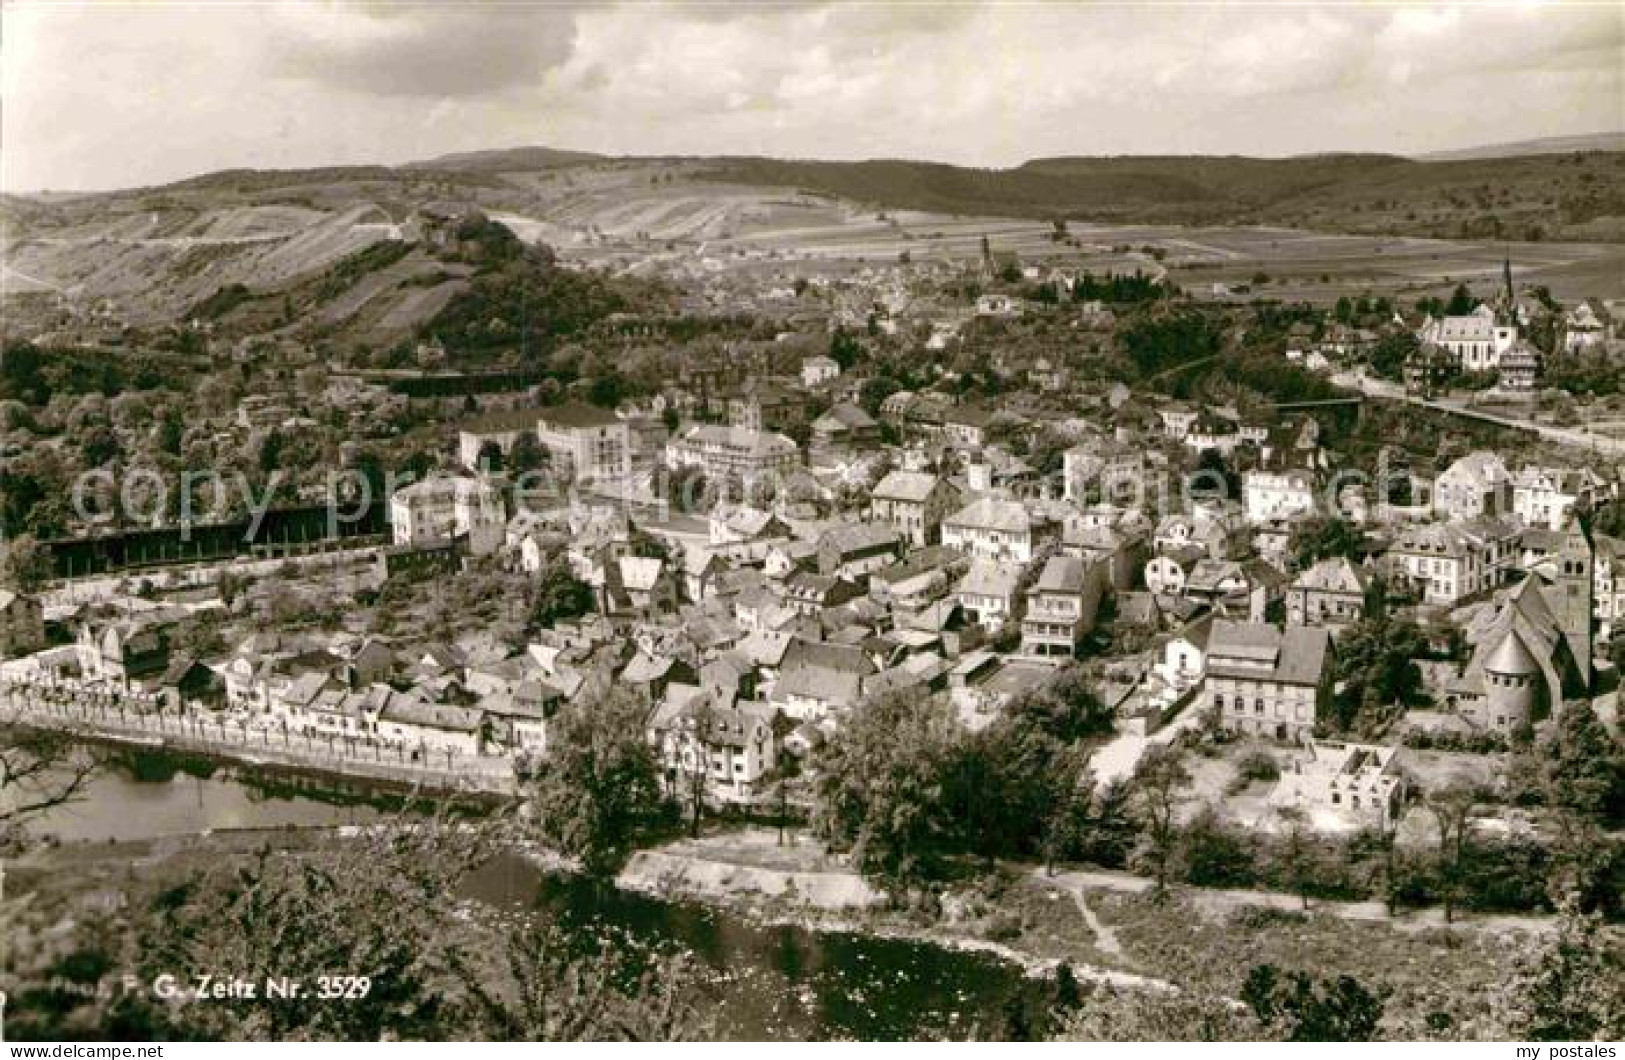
[
  {"left": 1020, "top": 555, "right": 1101, "bottom": 658},
  {"left": 728, "top": 381, "right": 805, "bottom": 434},
  {"left": 1417, "top": 305, "right": 1518, "bottom": 371},
  {"left": 1511, "top": 465, "right": 1606, "bottom": 531},
  {"left": 536, "top": 404, "right": 632, "bottom": 485},
  {"left": 1596, "top": 535, "right": 1625, "bottom": 641},
  {"left": 870, "top": 471, "right": 959, "bottom": 547},
  {"left": 1243, "top": 469, "right": 1318, "bottom": 525},
  {"left": 955, "top": 560, "right": 1025, "bottom": 631},
  {"left": 1444, "top": 524, "right": 1595, "bottom": 732},
  {"left": 457, "top": 406, "right": 545, "bottom": 471},
  {"left": 1433, "top": 451, "right": 1511, "bottom": 522},
  {"left": 651, "top": 689, "right": 778, "bottom": 803},
  {"left": 667, "top": 425, "right": 800, "bottom": 484},
  {"left": 76, "top": 611, "right": 180, "bottom": 689},
  {"left": 1386, "top": 517, "right": 1519, "bottom": 605},
  {"left": 1562, "top": 300, "right": 1611, "bottom": 353},
  {"left": 1285, "top": 556, "right": 1369, "bottom": 631},
  {"left": 1205, "top": 620, "right": 1333, "bottom": 743},
  {"left": 942, "top": 498, "right": 1037, "bottom": 563},
  {"left": 817, "top": 524, "right": 903, "bottom": 580},
  {"left": 801, "top": 355, "right": 841, "bottom": 388},
  {"left": 389, "top": 474, "right": 506, "bottom": 556},
  {"left": 809, "top": 402, "right": 881, "bottom": 459},
  {"left": 1062, "top": 444, "right": 1146, "bottom": 505}
]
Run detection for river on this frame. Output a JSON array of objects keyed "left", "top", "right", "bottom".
[{"left": 21, "top": 756, "right": 1047, "bottom": 1040}]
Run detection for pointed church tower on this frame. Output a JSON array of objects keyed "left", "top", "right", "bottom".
[{"left": 1555, "top": 514, "right": 1595, "bottom": 688}]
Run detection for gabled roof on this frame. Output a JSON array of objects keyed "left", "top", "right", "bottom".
[
  {"left": 957, "top": 560, "right": 1023, "bottom": 599},
  {"left": 1032, "top": 554, "right": 1089, "bottom": 595},
  {"left": 1291, "top": 556, "right": 1369, "bottom": 594},
  {"left": 873, "top": 470, "right": 945, "bottom": 503},
  {"left": 946, "top": 497, "right": 1030, "bottom": 534}
]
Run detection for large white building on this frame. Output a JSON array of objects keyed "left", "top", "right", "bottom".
[
  {"left": 1417, "top": 305, "right": 1518, "bottom": 372},
  {"left": 666, "top": 424, "right": 800, "bottom": 484},
  {"left": 389, "top": 474, "right": 506, "bottom": 556},
  {"left": 1386, "top": 517, "right": 1518, "bottom": 605},
  {"left": 536, "top": 404, "right": 632, "bottom": 485}
]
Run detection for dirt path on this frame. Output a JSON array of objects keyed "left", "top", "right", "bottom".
[
  {"left": 1069, "top": 887, "right": 1124, "bottom": 957},
  {"left": 1038, "top": 866, "right": 1556, "bottom": 936}
]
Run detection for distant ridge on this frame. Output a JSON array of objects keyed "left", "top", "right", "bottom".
[
  {"left": 409, "top": 145, "right": 606, "bottom": 171},
  {"left": 1418, "top": 131, "right": 1625, "bottom": 161}
]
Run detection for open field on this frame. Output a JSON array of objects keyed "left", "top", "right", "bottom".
[{"left": 6, "top": 156, "right": 1623, "bottom": 331}]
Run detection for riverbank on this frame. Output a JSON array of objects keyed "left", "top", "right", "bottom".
[
  {"left": 610, "top": 828, "right": 1169, "bottom": 990},
  {"left": 602, "top": 823, "right": 1573, "bottom": 1013}
]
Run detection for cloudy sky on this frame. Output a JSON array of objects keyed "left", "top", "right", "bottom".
[{"left": 3, "top": 1, "right": 1621, "bottom": 191}]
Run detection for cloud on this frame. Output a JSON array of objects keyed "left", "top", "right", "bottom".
[
  {"left": 1, "top": 2, "right": 1619, "bottom": 191},
  {"left": 264, "top": 4, "right": 584, "bottom": 99}
]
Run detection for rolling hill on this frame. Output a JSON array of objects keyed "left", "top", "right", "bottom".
[{"left": 697, "top": 150, "right": 1625, "bottom": 240}]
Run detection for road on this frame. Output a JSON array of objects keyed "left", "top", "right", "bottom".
[
  {"left": 1333, "top": 370, "right": 1625, "bottom": 457},
  {"left": 2, "top": 680, "right": 518, "bottom": 795}
]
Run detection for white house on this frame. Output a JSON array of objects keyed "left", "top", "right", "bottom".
[
  {"left": 942, "top": 498, "right": 1036, "bottom": 563},
  {"left": 1243, "top": 470, "right": 1317, "bottom": 526}
]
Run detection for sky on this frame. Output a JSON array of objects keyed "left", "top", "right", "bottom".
[{"left": 2, "top": 1, "right": 1622, "bottom": 192}]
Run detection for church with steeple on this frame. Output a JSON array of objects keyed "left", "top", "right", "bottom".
[
  {"left": 1442, "top": 514, "right": 1595, "bottom": 733},
  {"left": 1414, "top": 257, "right": 1543, "bottom": 391}
]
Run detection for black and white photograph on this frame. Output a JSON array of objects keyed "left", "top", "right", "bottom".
[{"left": 1, "top": 0, "right": 1622, "bottom": 1047}]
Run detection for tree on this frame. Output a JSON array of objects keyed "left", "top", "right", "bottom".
[
  {"left": 1445, "top": 283, "right": 1477, "bottom": 316},
  {"left": 451, "top": 921, "right": 707, "bottom": 1041},
  {"left": 1287, "top": 517, "right": 1363, "bottom": 570},
  {"left": 1241, "top": 964, "right": 1385, "bottom": 1042},
  {"left": 476, "top": 439, "right": 505, "bottom": 472},
  {"left": 1274, "top": 807, "right": 1318, "bottom": 910},
  {"left": 1328, "top": 614, "right": 1425, "bottom": 734},
  {"left": 1, "top": 728, "right": 99, "bottom": 851},
  {"left": 9, "top": 808, "right": 706, "bottom": 1041},
  {"left": 1039, "top": 753, "right": 1096, "bottom": 875},
  {"left": 1368, "top": 330, "right": 1420, "bottom": 381},
  {"left": 528, "top": 688, "right": 664, "bottom": 875},
  {"left": 812, "top": 691, "right": 963, "bottom": 894},
  {"left": 1424, "top": 781, "right": 1479, "bottom": 923},
  {"left": 1496, "top": 901, "right": 1625, "bottom": 1041},
  {"left": 1128, "top": 744, "right": 1191, "bottom": 894},
  {"left": 0, "top": 532, "right": 54, "bottom": 591},
  {"left": 530, "top": 561, "right": 595, "bottom": 629},
  {"left": 116, "top": 809, "right": 493, "bottom": 1040},
  {"left": 767, "top": 747, "right": 806, "bottom": 851},
  {"left": 672, "top": 700, "right": 716, "bottom": 839},
  {"left": 509, "top": 433, "right": 548, "bottom": 478},
  {"left": 1538, "top": 701, "right": 1625, "bottom": 826}
]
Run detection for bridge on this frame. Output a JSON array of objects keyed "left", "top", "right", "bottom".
[{"left": 1330, "top": 371, "right": 1625, "bottom": 459}]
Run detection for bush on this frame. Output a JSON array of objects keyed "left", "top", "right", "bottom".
[{"left": 1235, "top": 750, "right": 1281, "bottom": 786}]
